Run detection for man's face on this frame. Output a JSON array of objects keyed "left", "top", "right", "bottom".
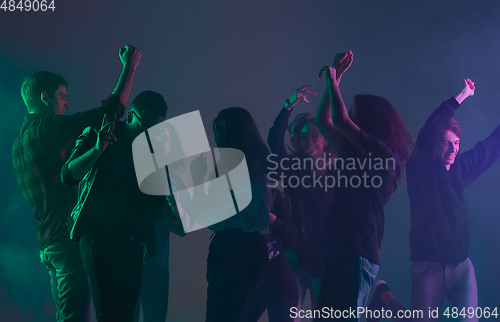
[
  {"left": 438, "top": 130, "right": 460, "bottom": 170},
  {"left": 45, "top": 85, "right": 69, "bottom": 115}
]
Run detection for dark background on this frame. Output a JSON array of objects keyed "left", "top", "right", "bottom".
[{"left": 1, "top": 1, "right": 500, "bottom": 321}]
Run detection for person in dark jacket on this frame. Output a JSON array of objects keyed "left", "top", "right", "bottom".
[
  {"left": 12, "top": 45, "right": 140, "bottom": 322},
  {"left": 267, "top": 86, "right": 335, "bottom": 320},
  {"left": 367, "top": 78, "right": 500, "bottom": 322},
  {"left": 61, "top": 90, "right": 168, "bottom": 322}
]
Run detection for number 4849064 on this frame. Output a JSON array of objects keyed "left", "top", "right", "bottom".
[
  {"left": 443, "top": 307, "right": 498, "bottom": 319},
  {"left": 1, "top": 0, "right": 56, "bottom": 11}
]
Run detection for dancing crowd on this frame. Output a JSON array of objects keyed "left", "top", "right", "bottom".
[{"left": 12, "top": 46, "right": 496, "bottom": 322}]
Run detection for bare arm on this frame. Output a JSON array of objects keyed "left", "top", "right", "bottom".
[
  {"left": 315, "top": 82, "right": 345, "bottom": 155},
  {"left": 111, "top": 45, "right": 142, "bottom": 109},
  {"left": 454, "top": 78, "right": 475, "bottom": 104},
  {"left": 315, "top": 84, "right": 346, "bottom": 154},
  {"left": 318, "top": 51, "right": 363, "bottom": 151},
  {"left": 315, "top": 51, "right": 355, "bottom": 154}
]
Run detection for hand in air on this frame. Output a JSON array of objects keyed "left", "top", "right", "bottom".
[
  {"left": 318, "top": 50, "right": 353, "bottom": 85},
  {"left": 287, "top": 85, "right": 317, "bottom": 108},
  {"left": 454, "top": 78, "right": 475, "bottom": 104},
  {"left": 318, "top": 66, "right": 336, "bottom": 83},
  {"left": 333, "top": 50, "right": 353, "bottom": 83},
  {"left": 95, "top": 114, "right": 117, "bottom": 152},
  {"left": 463, "top": 78, "right": 475, "bottom": 97},
  {"left": 119, "top": 45, "right": 142, "bottom": 69}
]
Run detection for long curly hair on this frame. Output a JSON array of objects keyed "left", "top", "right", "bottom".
[{"left": 352, "top": 94, "right": 414, "bottom": 180}]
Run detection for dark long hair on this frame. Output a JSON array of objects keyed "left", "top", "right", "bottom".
[
  {"left": 213, "top": 107, "right": 271, "bottom": 180},
  {"left": 353, "top": 94, "right": 414, "bottom": 180}
]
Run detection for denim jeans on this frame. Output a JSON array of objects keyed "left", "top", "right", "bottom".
[
  {"left": 315, "top": 227, "right": 379, "bottom": 321},
  {"left": 39, "top": 235, "right": 90, "bottom": 322},
  {"left": 253, "top": 251, "right": 299, "bottom": 322},
  {"left": 411, "top": 258, "right": 478, "bottom": 322}
]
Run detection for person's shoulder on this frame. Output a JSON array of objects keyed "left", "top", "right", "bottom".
[
  {"left": 76, "top": 126, "right": 98, "bottom": 142},
  {"left": 21, "top": 114, "right": 62, "bottom": 139},
  {"left": 25, "top": 113, "right": 55, "bottom": 124},
  {"left": 16, "top": 114, "right": 40, "bottom": 132}
]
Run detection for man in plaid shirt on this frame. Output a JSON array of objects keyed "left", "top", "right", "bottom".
[{"left": 12, "top": 45, "right": 141, "bottom": 322}]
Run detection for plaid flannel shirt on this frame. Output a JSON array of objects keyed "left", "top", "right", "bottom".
[{"left": 12, "top": 95, "right": 124, "bottom": 249}]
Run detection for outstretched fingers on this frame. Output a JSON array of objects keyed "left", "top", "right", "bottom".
[
  {"left": 96, "top": 114, "right": 117, "bottom": 150},
  {"left": 297, "top": 85, "right": 317, "bottom": 104},
  {"left": 100, "top": 121, "right": 115, "bottom": 133}
]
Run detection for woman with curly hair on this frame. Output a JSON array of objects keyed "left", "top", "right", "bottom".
[{"left": 314, "top": 51, "right": 413, "bottom": 321}]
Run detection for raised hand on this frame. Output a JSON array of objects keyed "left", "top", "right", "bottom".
[
  {"left": 333, "top": 50, "right": 353, "bottom": 84},
  {"left": 463, "top": 78, "right": 475, "bottom": 96},
  {"left": 286, "top": 85, "right": 317, "bottom": 108},
  {"left": 318, "top": 51, "right": 353, "bottom": 85},
  {"left": 95, "top": 114, "right": 117, "bottom": 151},
  {"left": 119, "top": 45, "right": 142, "bottom": 69},
  {"left": 454, "top": 78, "right": 475, "bottom": 104},
  {"left": 318, "top": 66, "right": 336, "bottom": 83}
]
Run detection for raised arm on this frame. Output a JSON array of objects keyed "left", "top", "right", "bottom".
[
  {"left": 315, "top": 51, "right": 354, "bottom": 154},
  {"left": 410, "top": 79, "right": 475, "bottom": 170},
  {"left": 268, "top": 85, "right": 316, "bottom": 160},
  {"left": 42, "top": 96, "right": 123, "bottom": 148},
  {"left": 454, "top": 78, "right": 475, "bottom": 104},
  {"left": 459, "top": 124, "right": 500, "bottom": 188},
  {"left": 43, "top": 46, "right": 141, "bottom": 146},
  {"left": 111, "top": 45, "right": 142, "bottom": 115}
]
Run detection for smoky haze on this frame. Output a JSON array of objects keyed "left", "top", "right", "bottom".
[{"left": 1, "top": 1, "right": 500, "bottom": 321}]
